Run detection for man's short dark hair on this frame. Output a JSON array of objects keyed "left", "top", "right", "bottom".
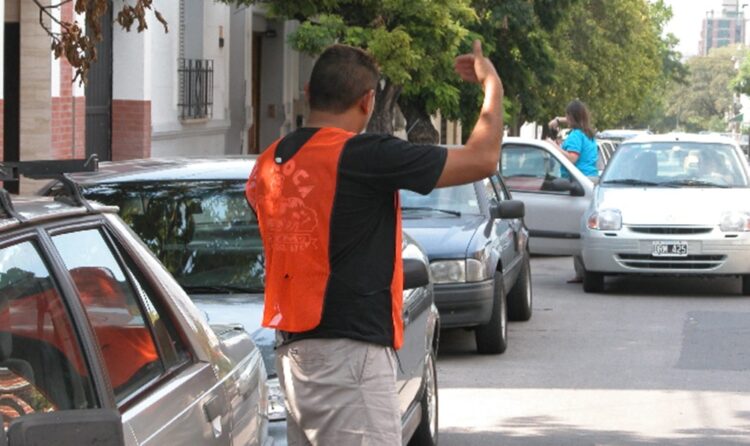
[{"left": 308, "top": 44, "right": 380, "bottom": 114}]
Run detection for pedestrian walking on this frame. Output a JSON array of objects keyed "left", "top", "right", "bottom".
[
  {"left": 547, "top": 99, "right": 599, "bottom": 283},
  {"left": 245, "top": 40, "right": 504, "bottom": 445}
]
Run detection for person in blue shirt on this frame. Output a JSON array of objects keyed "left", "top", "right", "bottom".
[
  {"left": 547, "top": 100, "right": 599, "bottom": 283},
  {"left": 547, "top": 100, "right": 599, "bottom": 178}
]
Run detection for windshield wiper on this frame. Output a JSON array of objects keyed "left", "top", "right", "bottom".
[
  {"left": 601, "top": 179, "right": 660, "bottom": 186},
  {"left": 658, "top": 179, "right": 730, "bottom": 188},
  {"left": 401, "top": 206, "right": 461, "bottom": 217},
  {"left": 182, "top": 285, "right": 263, "bottom": 294}
]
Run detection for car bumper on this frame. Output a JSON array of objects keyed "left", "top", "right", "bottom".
[
  {"left": 433, "top": 279, "right": 494, "bottom": 328},
  {"left": 582, "top": 229, "right": 750, "bottom": 275}
]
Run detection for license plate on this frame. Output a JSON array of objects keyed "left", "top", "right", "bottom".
[{"left": 652, "top": 241, "right": 688, "bottom": 257}]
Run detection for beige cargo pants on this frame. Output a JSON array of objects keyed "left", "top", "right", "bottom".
[{"left": 275, "top": 337, "right": 402, "bottom": 446}]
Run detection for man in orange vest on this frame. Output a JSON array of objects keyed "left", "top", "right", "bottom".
[{"left": 246, "top": 40, "right": 504, "bottom": 445}]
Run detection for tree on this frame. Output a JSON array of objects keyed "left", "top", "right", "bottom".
[
  {"left": 548, "top": 0, "right": 665, "bottom": 130},
  {"left": 458, "top": 0, "right": 579, "bottom": 137},
  {"left": 34, "top": 0, "right": 167, "bottom": 84},
  {"left": 666, "top": 46, "right": 745, "bottom": 132},
  {"left": 618, "top": 0, "right": 687, "bottom": 131},
  {"left": 226, "top": 0, "right": 475, "bottom": 141}
]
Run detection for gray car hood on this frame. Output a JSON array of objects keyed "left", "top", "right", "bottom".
[
  {"left": 190, "top": 293, "right": 276, "bottom": 376},
  {"left": 402, "top": 215, "right": 485, "bottom": 259}
]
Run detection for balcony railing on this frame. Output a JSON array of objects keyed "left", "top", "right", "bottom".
[{"left": 178, "top": 59, "right": 214, "bottom": 120}]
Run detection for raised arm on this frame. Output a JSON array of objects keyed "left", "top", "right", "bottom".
[{"left": 436, "top": 41, "right": 504, "bottom": 188}]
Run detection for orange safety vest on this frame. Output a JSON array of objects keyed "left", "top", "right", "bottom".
[{"left": 246, "top": 128, "right": 404, "bottom": 349}]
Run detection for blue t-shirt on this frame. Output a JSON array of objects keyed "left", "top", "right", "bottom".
[{"left": 562, "top": 128, "right": 599, "bottom": 177}]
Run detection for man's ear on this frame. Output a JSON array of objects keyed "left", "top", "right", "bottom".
[{"left": 359, "top": 89, "right": 375, "bottom": 115}]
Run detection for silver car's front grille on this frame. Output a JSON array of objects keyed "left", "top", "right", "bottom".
[
  {"left": 627, "top": 226, "right": 713, "bottom": 235},
  {"left": 617, "top": 254, "right": 726, "bottom": 270}
]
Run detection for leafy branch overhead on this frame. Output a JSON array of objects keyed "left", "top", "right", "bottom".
[{"left": 34, "top": 0, "right": 168, "bottom": 84}]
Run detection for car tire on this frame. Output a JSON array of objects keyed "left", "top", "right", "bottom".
[
  {"left": 408, "top": 351, "right": 438, "bottom": 446},
  {"left": 507, "top": 254, "right": 532, "bottom": 321},
  {"left": 741, "top": 275, "right": 750, "bottom": 296},
  {"left": 475, "top": 273, "right": 508, "bottom": 354},
  {"left": 583, "top": 269, "right": 604, "bottom": 293}
]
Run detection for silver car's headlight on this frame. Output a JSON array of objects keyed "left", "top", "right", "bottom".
[
  {"left": 466, "top": 258, "right": 489, "bottom": 282},
  {"left": 720, "top": 211, "right": 750, "bottom": 232},
  {"left": 430, "top": 260, "right": 466, "bottom": 283},
  {"left": 587, "top": 209, "right": 622, "bottom": 231},
  {"left": 266, "top": 377, "right": 286, "bottom": 421}
]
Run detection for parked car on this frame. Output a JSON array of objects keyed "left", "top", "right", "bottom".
[
  {"left": 401, "top": 170, "right": 531, "bottom": 355},
  {"left": 499, "top": 137, "right": 595, "bottom": 256},
  {"left": 596, "top": 129, "right": 651, "bottom": 146},
  {"left": 581, "top": 133, "right": 750, "bottom": 294},
  {"left": 597, "top": 139, "right": 618, "bottom": 173},
  {"left": 43, "top": 157, "right": 441, "bottom": 445},
  {"left": 2, "top": 160, "right": 270, "bottom": 446}
]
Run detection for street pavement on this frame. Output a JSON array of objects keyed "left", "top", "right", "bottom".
[
  {"left": 438, "top": 255, "right": 750, "bottom": 445},
  {"left": 269, "top": 255, "right": 750, "bottom": 445}
]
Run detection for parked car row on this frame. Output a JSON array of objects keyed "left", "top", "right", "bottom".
[
  {"left": 0, "top": 160, "right": 270, "bottom": 446},
  {"left": 43, "top": 157, "right": 441, "bottom": 445}
]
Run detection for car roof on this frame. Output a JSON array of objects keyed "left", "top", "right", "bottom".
[
  {"left": 622, "top": 132, "right": 740, "bottom": 146},
  {"left": 63, "top": 157, "right": 259, "bottom": 184},
  {"left": 0, "top": 195, "right": 116, "bottom": 232},
  {"left": 597, "top": 129, "right": 651, "bottom": 138}
]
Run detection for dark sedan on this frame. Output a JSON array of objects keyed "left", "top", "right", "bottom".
[
  {"left": 401, "top": 171, "right": 532, "bottom": 354},
  {"left": 42, "top": 157, "right": 441, "bottom": 446}
]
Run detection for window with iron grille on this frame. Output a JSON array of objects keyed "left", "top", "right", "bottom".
[{"left": 178, "top": 59, "right": 214, "bottom": 120}]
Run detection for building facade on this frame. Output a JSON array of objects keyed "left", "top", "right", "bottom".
[
  {"left": 699, "top": 0, "right": 746, "bottom": 56},
  {"left": 3, "top": 1, "right": 460, "bottom": 193}
]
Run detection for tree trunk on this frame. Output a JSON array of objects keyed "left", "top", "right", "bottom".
[
  {"left": 367, "top": 80, "right": 402, "bottom": 135},
  {"left": 399, "top": 97, "right": 440, "bottom": 144}
]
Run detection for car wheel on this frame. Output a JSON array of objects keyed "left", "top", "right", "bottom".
[
  {"left": 507, "top": 253, "right": 532, "bottom": 321},
  {"left": 475, "top": 273, "right": 508, "bottom": 354},
  {"left": 741, "top": 275, "right": 750, "bottom": 296},
  {"left": 408, "top": 351, "right": 438, "bottom": 446},
  {"left": 583, "top": 269, "right": 604, "bottom": 293}
]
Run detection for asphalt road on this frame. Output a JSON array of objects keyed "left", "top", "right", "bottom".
[{"left": 437, "top": 255, "right": 750, "bottom": 445}]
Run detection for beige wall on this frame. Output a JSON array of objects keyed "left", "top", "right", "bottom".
[
  {"left": 19, "top": 1, "right": 52, "bottom": 193},
  {"left": 5, "top": 0, "right": 18, "bottom": 22}
]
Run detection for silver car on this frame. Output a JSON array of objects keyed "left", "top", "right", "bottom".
[
  {"left": 500, "top": 137, "right": 595, "bottom": 256},
  {"left": 0, "top": 179, "right": 270, "bottom": 444},
  {"left": 581, "top": 133, "right": 750, "bottom": 294},
  {"left": 44, "top": 157, "right": 441, "bottom": 446}
]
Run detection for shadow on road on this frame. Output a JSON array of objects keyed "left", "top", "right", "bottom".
[{"left": 440, "top": 416, "right": 750, "bottom": 446}]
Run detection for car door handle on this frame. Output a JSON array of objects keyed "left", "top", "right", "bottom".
[
  {"left": 203, "top": 394, "right": 227, "bottom": 422},
  {"left": 202, "top": 394, "right": 228, "bottom": 438}
]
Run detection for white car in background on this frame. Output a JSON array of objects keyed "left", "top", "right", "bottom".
[
  {"left": 581, "top": 133, "right": 750, "bottom": 293},
  {"left": 499, "top": 137, "right": 595, "bottom": 257}
]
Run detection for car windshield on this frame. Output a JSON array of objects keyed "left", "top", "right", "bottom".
[
  {"left": 400, "top": 183, "right": 480, "bottom": 216},
  {"left": 601, "top": 142, "right": 748, "bottom": 188},
  {"left": 82, "top": 181, "right": 265, "bottom": 292}
]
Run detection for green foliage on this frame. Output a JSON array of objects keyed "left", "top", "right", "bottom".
[
  {"left": 664, "top": 46, "right": 745, "bottom": 132},
  {"left": 222, "top": 0, "right": 684, "bottom": 138},
  {"left": 548, "top": 0, "right": 668, "bottom": 129},
  {"left": 252, "top": 0, "right": 475, "bottom": 123}
]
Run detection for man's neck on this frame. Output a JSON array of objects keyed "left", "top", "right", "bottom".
[{"left": 306, "top": 110, "right": 365, "bottom": 134}]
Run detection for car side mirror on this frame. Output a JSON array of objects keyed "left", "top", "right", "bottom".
[
  {"left": 491, "top": 200, "right": 525, "bottom": 220},
  {"left": 403, "top": 257, "right": 430, "bottom": 289},
  {"left": 570, "top": 181, "right": 585, "bottom": 197},
  {"left": 5, "top": 409, "right": 124, "bottom": 446}
]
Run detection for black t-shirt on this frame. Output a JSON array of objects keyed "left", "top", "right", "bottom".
[{"left": 277, "top": 129, "right": 448, "bottom": 347}]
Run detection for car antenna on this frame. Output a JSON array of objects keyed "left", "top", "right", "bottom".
[{"left": 0, "top": 155, "right": 99, "bottom": 221}]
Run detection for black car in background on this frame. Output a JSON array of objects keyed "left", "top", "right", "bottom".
[
  {"left": 42, "top": 157, "right": 441, "bottom": 446},
  {"left": 401, "top": 171, "right": 532, "bottom": 354}
]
